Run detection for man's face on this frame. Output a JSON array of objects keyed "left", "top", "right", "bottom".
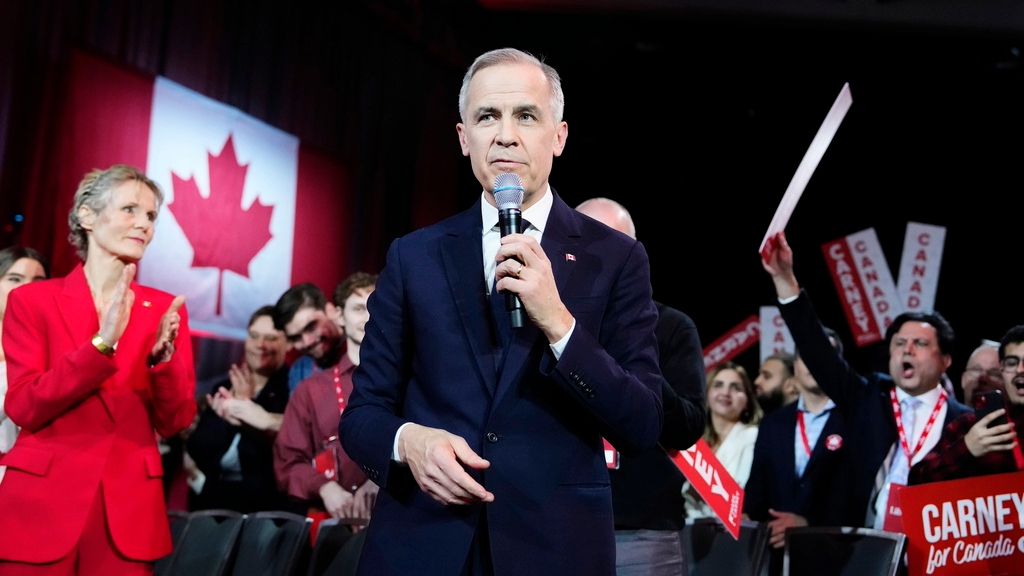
[
  {"left": 1000, "top": 342, "right": 1024, "bottom": 406},
  {"left": 754, "top": 358, "right": 789, "bottom": 402},
  {"left": 457, "top": 62, "right": 568, "bottom": 210},
  {"left": 961, "top": 346, "right": 1000, "bottom": 405},
  {"left": 283, "top": 306, "right": 342, "bottom": 364},
  {"left": 341, "top": 287, "right": 374, "bottom": 347},
  {"left": 245, "top": 315, "right": 286, "bottom": 373},
  {"left": 888, "top": 321, "right": 951, "bottom": 395}
]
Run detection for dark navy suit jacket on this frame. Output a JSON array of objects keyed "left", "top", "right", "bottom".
[
  {"left": 778, "top": 291, "right": 971, "bottom": 525},
  {"left": 744, "top": 401, "right": 855, "bottom": 527},
  {"left": 340, "top": 193, "right": 665, "bottom": 575}
]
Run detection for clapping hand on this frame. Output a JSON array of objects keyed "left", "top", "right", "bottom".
[
  {"left": 98, "top": 264, "right": 136, "bottom": 347},
  {"left": 228, "top": 363, "right": 256, "bottom": 400},
  {"left": 207, "top": 387, "right": 242, "bottom": 426},
  {"left": 149, "top": 296, "right": 185, "bottom": 366}
]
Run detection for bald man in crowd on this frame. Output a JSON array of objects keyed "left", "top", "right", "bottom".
[
  {"left": 961, "top": 342, "right": 1000, "bottom": 405},
  {"left": 577, "top": 197, "right": 705, "bottom": 576}
]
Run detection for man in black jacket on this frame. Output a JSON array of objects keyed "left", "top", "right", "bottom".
[{"left": 577, "top": 198, "right": 706, "bottom": 575}]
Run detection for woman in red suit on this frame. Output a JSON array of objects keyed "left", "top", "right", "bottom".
[{"left": 0, "top": 165, "right": 196, "bottom": 574}]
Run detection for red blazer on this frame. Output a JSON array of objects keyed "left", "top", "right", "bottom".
[{"left": 0, "top": 265, "right": 196, "bottom": 563}]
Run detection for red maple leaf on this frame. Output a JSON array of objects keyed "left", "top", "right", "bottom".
[{"left": 169, "top": 135, "right": 274, "bottom": 317}]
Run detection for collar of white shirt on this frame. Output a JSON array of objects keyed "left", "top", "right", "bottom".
[
  {"left": 796, "top": 395, "right": 836, "bottom": 415},
  {"left": 893, "top": 383, "right": 943, "bottom": 412},
  {"left": 480, "top": 185, "right": 553, "bottom": 235},
  {"left": 481, "top": 185, "right": 552, "bottom": 294}
]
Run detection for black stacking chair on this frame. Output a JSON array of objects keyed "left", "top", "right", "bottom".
[
  {"left": 154, "top": 510, "right": 190, "bottom": 576},
  {"left": 307, "top": 519, "right": 368, "bottom": 576},
  {"left": 784, "top": 526, "right": 906, "bottom": 576},
  {"left": 163, "top": 509, "right": 244, "bottom": 576},
  {"left": 682, "top": 518, "right": 770, "bottom": 576},
  {"left": 230, "top": 511, "right": 311, "bottom": 576}
]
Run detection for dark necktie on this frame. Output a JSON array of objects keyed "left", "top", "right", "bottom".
[
  {"left": 488, "top": 218, "right": 531, "bottom": 349},
  {"left": 490, "top": 277, "right": 510, "bottom": 349}
]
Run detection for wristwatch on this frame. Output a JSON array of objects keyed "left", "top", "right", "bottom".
[{"left": 91, "top": 333, "right": 115, "bottom": 357}]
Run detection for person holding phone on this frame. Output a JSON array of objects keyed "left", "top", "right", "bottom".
[{"left": 911, "top": 325, "right": 1024, "bottom": 483}]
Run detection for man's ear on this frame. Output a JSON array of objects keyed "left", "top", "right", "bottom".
[{"left": 326, "top": 303, "right": 346, "bottom": 336}]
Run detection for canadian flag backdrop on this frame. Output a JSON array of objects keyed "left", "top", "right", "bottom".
[{"left": 21, "top": 52, "right": 349, "bottom": 339}]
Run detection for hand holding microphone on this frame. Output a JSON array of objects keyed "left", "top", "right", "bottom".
[
  {"left": 492, "top": 173, "right": 575, "bottom": 342},
  {"left": 493, "top": 173, "right": 527, "bottom": 328}
]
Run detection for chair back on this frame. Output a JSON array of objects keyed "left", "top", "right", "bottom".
[
  {"left": 784, "top": 526, "right": 906, "bottom": 576},
  {"left": 164, "top": 509, "right": 245, "bottom": 576},
  {"left": 682, "top": 518, "right": 769, "bottom": 576},
  {"left": 307, "top": 519, "right": 367, "bottom": 576},
  {"left": 231, "top": 511, "right": 311, "bottom": 576},
  {"left": 154, "top": 510, "right": 189, "bottom": 576}
]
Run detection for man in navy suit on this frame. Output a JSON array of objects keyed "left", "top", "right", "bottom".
[
  {"left": 745, "top": 328, "right": 856, "bottom": 574},
  {"left": 760, "top": 232, "right": 971, "bottom": 530},
  {"left": 340, "top": 48, "right": 665, "bottom": 575}
]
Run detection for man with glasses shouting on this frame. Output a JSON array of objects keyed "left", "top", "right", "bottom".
[{"left": 911, "top": 325, "right": 1024, "bottom": 483}]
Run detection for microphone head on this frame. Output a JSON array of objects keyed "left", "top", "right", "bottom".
[{"left": 493, "top": 173, "right": 524, "bottom": 211}]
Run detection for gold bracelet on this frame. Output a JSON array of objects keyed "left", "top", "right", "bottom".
[{"left": 91, "top": 334, "right": 115, "bottom": 357}]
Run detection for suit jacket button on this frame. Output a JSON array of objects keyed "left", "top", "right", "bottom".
[{"left": 486, "top": 432, "right": 499, "bottom": 443}]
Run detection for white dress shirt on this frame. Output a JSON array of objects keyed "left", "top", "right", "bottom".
[
  {"left": 872, "top": 384, "right": 947, "bottom": 528},
  {"left": 481, "top": 186, "right": 551, "bottom": 293}
]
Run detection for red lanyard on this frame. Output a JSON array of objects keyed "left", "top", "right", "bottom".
[
  {"left": 796, "top": 411, "right": 812, "bottom": 458},
  {"left": 890, "top": 388, "right": 946, "bottom": 465},
  {"left": 332, "top": 365, "right": 345, "bottom": 416}
]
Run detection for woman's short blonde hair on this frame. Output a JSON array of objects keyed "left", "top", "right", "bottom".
[{"left": 67, "top": 165, "right": 162, "bottom": 260}]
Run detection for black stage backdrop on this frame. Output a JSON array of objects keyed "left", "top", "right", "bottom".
[{"left": 2, "top": 0, "right": 1023, "bottom": 391}]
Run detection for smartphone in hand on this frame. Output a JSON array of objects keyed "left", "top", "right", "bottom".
[{"left": 975, "top": 389, "right": 1009, "bottom": 427}]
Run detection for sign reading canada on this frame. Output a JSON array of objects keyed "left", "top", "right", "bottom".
[{"left": 898, "top": 472, "right": 1024, "bottom": 576}]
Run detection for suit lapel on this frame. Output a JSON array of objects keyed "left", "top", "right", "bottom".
[
  {"left": 804, "top": 408, "right": 840, "bottom": 477},
  {"left": 440, "top": 204, "right": 498, "bottom": 396},
  {"left": 783, "top": 409, "right": 799, "bottom": 479},
  {"left": 493, "top": 193, "right": 581, "bottom": 404},
  {"left": 542, "top": 192, "right": 581, "bottom": 296},
  {"left": 57, "top": 265, "right": 99, "bottom": 346}
]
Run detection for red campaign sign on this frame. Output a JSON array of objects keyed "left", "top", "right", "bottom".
[
  {"left": 822, "top": 238, "right": 881, "bottom": 347},
  {"left": 668, "top": 440, "right": 745, "bottom": 540},
  {"left": 889, "top": 471, "right": 1024, "bottom": 576},
  {"left": 702, "top": 315, "right": 760, "bottom": 371}
]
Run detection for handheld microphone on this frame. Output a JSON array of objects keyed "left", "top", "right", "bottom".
[{"left": 493, "top": 172, "right": 526, "bottom": 328}]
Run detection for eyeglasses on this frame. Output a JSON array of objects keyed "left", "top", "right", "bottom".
[{"left": 1001, "top": 355, "right": 1024, "bottom": 372}]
